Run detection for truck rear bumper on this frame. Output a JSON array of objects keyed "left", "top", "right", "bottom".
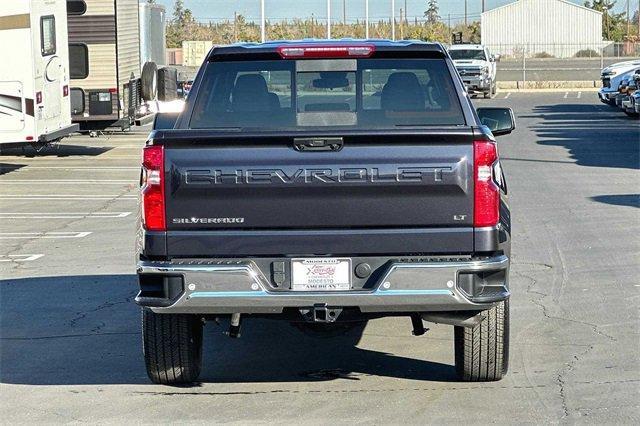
[{"left": 136, "top": 255, "right": 509, "bottom": 315}]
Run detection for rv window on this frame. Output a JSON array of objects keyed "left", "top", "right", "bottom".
[
  {"left": 70, "top": 89, "right": 85, "bottom": 114},
  {"left": 69, "top": 44, "right": 89, "bottom": 79},
  {"left": 67, "top": 1, "right": 87, "bottom": 15},
  {"left": 40, "top": 16, "right": 56, "bottom": 56}
]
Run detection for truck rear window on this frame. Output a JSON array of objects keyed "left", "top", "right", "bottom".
[{"left": 189, "top": 58, "right": 465, "bottom": 130}]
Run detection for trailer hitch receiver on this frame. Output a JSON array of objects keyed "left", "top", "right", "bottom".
[{"left": 300, "top": 304, "right": 343, "bottom": 323}]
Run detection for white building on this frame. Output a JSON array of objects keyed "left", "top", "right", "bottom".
[{"left": 481, "top": 0, "right": 603, "bottom": 58}]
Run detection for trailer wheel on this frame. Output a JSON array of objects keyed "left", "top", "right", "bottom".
[{"left": 141, "top": 62, "right": 158, "bottom": 101}]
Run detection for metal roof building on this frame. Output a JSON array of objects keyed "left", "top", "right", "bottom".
[{"left": 481, "top": 0, "right": 603, "bottom": 58}]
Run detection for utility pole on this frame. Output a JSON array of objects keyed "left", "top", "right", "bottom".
[
  {"left": 626, "top": 0, "right": 630, "bottom": 37},
  {"left": 404, "top": 0, "right": 408, "bottom": 25},
  {"left": 391, "top": 0, "right": 395, "bottom": 40},
  {"left": 482, "top": 0, "right": 485, "bottom": 13},
  {"left": 604, "top": 0, "right": 609, "bottom": 40},
  {"left": 327, "top": 0, "right": 331, "bottom": 38},
  {"left": 448, "top": 13, "right": 452, "bottom": 43},
  {"left": 311, "top": 13, "right": 315, "bottom": 38},
  {"left": 233, "top": 11, "right": 238, "bottom": 43},
  {"left": 260, "top": 0, "right": 265, "bottom": 42},
  {"left": 464, "top": 0, "right": 468, "bottom": 27},
  {"left": 400, "top": 8, "right": 404, "bottom": 39},
  {"left": 343, "top": 0, "right": 346, "bottom": 25},
  {"left": 365, "top": 0, "right": 369, "bottom": 38}
]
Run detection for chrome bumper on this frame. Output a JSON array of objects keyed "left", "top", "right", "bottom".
[
  {"left": 461, "top": 76, "right": 491, "bottom": 91},
  {"left": 136, "top": 256, "right": 509, "bottom": 314}
]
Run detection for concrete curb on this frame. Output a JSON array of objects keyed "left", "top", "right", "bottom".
[
  {"left": 496, "top": 87, "right": 599, "bottom": 93},
  {"left": 497, "top": 81, "right": 599, "bottom": 90}
]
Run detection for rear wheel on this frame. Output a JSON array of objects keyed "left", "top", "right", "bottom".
[
  {"left": 142, "top": 309, "right": 203, "bottom": 385},
  {"left": 454, "top": 299, "right": 509, "bottom": 381}
]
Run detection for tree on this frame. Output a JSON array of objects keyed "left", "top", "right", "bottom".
[
  {"left": 424, "top": 0, "right": 440, "bottom": 25},
  {"left": 172, "top": 0, "right": 185, "bottom": 23},
  {"left": 584, "top": 0, "right": 628, "bottom": 41}
]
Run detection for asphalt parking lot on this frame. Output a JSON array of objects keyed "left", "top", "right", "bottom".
[{"left": 1, "top": 91, "right": 638, "bottom": 423}]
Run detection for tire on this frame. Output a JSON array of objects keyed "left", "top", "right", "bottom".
[
  {"left": 454, "top": 299, "right": 509, "bottom": 381},
  {"left": 142, "top": 309, "right": 203, "bottom": 385},
  {"left": 491, "top": 82, "right": 497, "bottom": 96},
  {"left": 141, "top": 62, "right": 158, "bottom": 102},
  {"left": 483, "top": 90, "right": 491, "bottom": 99}
]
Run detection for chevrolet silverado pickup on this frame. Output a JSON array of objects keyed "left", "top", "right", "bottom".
[
  {"left": 448, "top": 44, "right": 498, "bottom": 99},
  {"left": 136, "top": 40, "right": 516, "bottom": 385}
]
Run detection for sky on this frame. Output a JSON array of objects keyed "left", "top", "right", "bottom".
[{"left": 155, "top": 0, "right": 633, "bottom": 25}]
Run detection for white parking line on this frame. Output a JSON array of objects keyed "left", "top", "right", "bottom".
[
  {"left": 0, "top": 232, "right": 92, "bottom": 239},
  {"left": 0, "top": 254, "right": 44, "bottom": 262},
  {"left": 577, "top": 91, "right": 582, "bottom": 99},
  {"left": 0, "top": 195, "right": 137, "bottom": 200},
  {"left": 504, "top": 92, "right": 511, "bottom": 99},
  {"left": 0, "top": 212, "right": 132, "bottom": 219},
  {"left": 0, "top": 180, "right": 135, "bottom": 185},
  {"left": 563, "top": 92, "right": 569, "bottom": 99}
]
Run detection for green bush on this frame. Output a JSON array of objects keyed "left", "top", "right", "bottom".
[
  {"left": 533, "top": 52, "right": 554, "bottom": 58},
  {"left": 574, "top": 49, "right": 599, "bottom": 58}
]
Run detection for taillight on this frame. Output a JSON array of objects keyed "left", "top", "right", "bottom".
[
  {"left": 141, "top": 145, "right": 165, "bottom": 231},
  {"left": 62, "top": 85, "right": 69, "bottom": 96},
  {"left": 474, "top": 140, "right": 500, "bottom": 227},
  {"left": 277, "top": 44, "right": 375, "bottom": 59},
  {"left": 36, "top": 91, "right": 42, "bottom": 104}
]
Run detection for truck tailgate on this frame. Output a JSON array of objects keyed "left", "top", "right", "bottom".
[{"left": 162, "top": 132, "right": 475, "bottom": 255}]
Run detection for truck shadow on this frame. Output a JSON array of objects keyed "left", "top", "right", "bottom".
[
  {"left": 0, "top": 144, "right": 112, "bottom": 157},
  {"left": 529, "top": 103, "right": 640, "bottom": 171},
  {"left": 590, "top": 194, "right": 640, "bottom": 208},
  {"left": 0, "top": 163, "right": 26, "bottom": 175},
  {"left": 0, "top": 275, "right": 456, "bottom": 386}
]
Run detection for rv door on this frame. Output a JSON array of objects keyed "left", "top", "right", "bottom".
[
  {"left": 40, "top": 15, "right": 62, "bottom": 120},
  {"left": 0, "top": 82, "right": 25, "bottom": 131}
]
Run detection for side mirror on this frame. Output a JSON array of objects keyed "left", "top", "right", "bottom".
[
  {"left": 493, "top": 54, "right": 501, "bottom": 62},
  {"left": 477, "top": 107, "right": 515, "bottom": 136},
  {"left": 153, "top": 112, "right": 179, "bottom": 130}
]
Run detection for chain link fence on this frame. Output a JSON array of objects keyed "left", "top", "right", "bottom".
[{"left": 486, "top": 42, "right": 640, "bottom": 82}]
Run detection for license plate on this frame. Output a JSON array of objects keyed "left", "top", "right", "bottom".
[{"left": 291, "top": 258, "right": 351, "bottom": 291}]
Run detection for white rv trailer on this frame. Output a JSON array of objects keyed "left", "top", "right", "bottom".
[
  {"left": 0, "top": 0, "right": 78, "bottom": 149},
  {"left": 67, "top": 0, "right": 156, "bottom": 132}
]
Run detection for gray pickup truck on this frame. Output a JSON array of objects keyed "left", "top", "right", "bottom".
[{"left": 136, "top": 40, "right": 515, "bottom": 385}]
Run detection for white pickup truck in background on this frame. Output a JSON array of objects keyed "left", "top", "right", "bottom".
[{"left": 448, "top": 44, "right": 498, "bottom": 99}]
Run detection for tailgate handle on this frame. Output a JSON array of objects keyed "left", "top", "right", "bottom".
[{"left": 293, "top": 137, "right": 343, "bottom": 152}]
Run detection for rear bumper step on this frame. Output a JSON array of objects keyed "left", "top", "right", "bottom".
[
  {"left": 136, "top": 255, "right": 509, "bottom": 314},
  {"left": 38, "top": 124, "right": 80, "bottom": 142}
]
